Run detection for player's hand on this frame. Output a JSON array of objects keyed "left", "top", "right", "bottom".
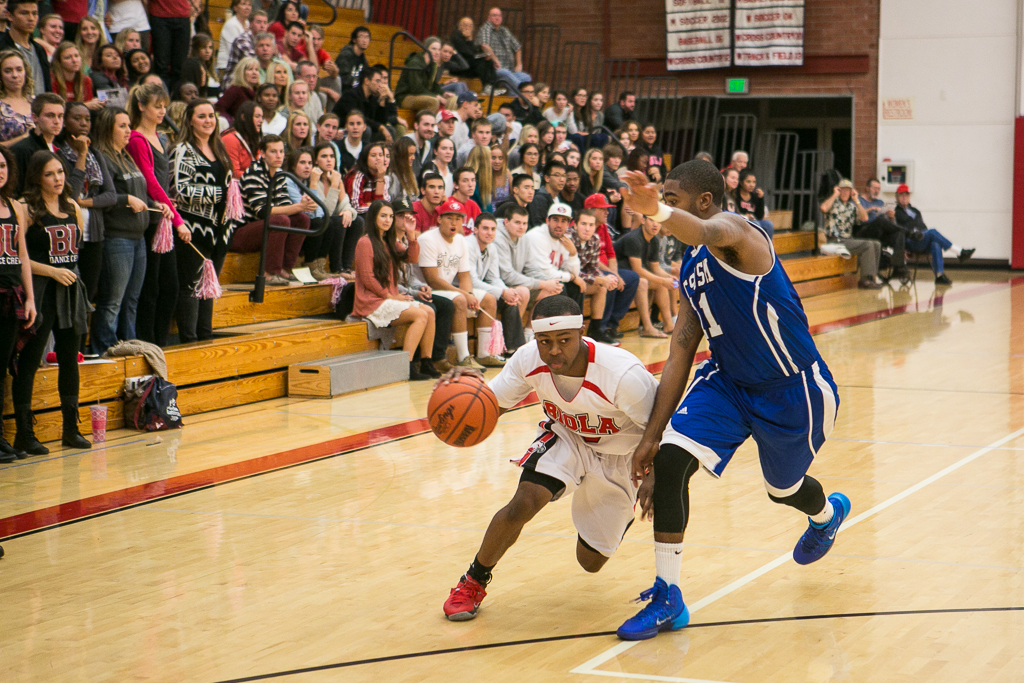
[
  {"left": 636, "top": 472, "right": 655, "bottom": 521},
  {"left": 436, "top": 366, "right": 484, "bottom": 389},
  {"left": 630, "top": 438, "right": 659, "bottom": 484},
  {"left": 620, "top": 171, "right": 660, "bottom": 217}
]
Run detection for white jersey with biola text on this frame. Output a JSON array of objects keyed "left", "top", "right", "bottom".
[{"left": 488, "top": 338, "right": 659, "bottom": 456}]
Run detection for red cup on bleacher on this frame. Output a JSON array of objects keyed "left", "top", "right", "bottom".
[{"left": 90, "top": 405, "right": 107, "bottom": 443}]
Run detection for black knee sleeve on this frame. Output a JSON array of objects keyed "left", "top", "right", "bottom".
[
  {"left": 768, "top": 475, "right": 826, "bottom": 516},
  {"left": 652, "top": 444, "right": 701, "bottom": 534}
]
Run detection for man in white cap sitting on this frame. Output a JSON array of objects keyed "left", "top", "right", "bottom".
[{"left": 523, "top": 203, "right": 586, "bottom": 310}]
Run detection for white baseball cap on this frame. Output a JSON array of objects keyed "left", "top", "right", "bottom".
[{"left": 547, "top": 203, "right": 572, "bottom": 219}]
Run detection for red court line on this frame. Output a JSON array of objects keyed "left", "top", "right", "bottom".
[{"left": 1, "top": 277, "right": 1019, "bottom": 540}]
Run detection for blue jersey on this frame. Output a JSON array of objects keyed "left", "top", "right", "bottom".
[{"left": 680, "top": 219, "right": 821, "bottom": 386}]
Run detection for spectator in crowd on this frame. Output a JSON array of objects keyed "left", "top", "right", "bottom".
[
  {"left": 735, "top": 169, "right": 773, "bottom": 237},
  {"left": 506, "top": 122, "right": 537, "bottom": 166},
  {"left": 283, "top": 80, "right": 313, "bottom": 134},
  {"left": 335, "top": 25, "right": 370, "bottom": 91},
  {"left": 283, "top": 110, "right": 311, "bottom": 152},
  {"left": 465, "top": 145, "right": 494, "bottom": 211},
  {"left": 171, "top": 99, "right": 233, "bottom": 342},
  {"left": 476, "top": 7, "right": 530, "bottom": 86},
  {"left": 484, "top": 145, "right": 510, "bottom": 209},
  {"left": 426, "top": 136, "right": 455, "bottom": 195},
  {"left": 495, "top": 172, "right": 534, "bottom": 218},
  {"left": 583, "top": 193, "right": 637, "bottom": 338},
  {"left": 838, "top": 179, "right": 909, "bottom": 279},
  {"left": 1, "top": 0, "right": 51, "bottom": 96},
  {"left": 579, "top": 147, "right": 612, "bottom": 196},
  {"left": 637, "top": 123, "right": 664, "bottom": 180},
  {"left": 694, "top": 150, "right": 714, "bottom": 164},
  {"left": 217, "top": 0, "right": 251, "bottom": 79},
  {"left": 449, "top": 17, "right": 499, "bottom": 93},
  {"left": 498, "top": 101, "right": 522, "bottom": 144},
  {"left": 602, "top": 143, "right": 625, "bottom": 179},
  {"left": 577, "top": 91, "right": 607, "bottom": 148},
  {"left": 567, "top": 208, "right": 619, "bottom": 343},
  {"left": 395, "top": 38, "right": 445, "bottom": 112},
  {"left": 316, "top": 112, "right": 341, "bottom": 168},
  {"left": 149, "top": 0, "right": 191, "bottom": 90},
  {"left": 179, "top": 33, "right": 218, "bottom": 98},
  {"left": 354, "top": 199, "right": 439, "bottom": 379},
  {"left": 544, "top": 90, "right": 577, "bottom": 133},
  {"left": 221, "top": 100, "right": 262, "bottom": 179},
  {"left": 560, "top": 166, "right": 584, "bottom": 217},
  {"left": 57, "top": 100, "right": 112, "bottom": 303},
  {"left": 621, "top": 120, "right": 641, "bottom": 150},
  {"left": 345, "top": 141, "right": 392, "bottom": 214},
  {"left": 416, "top": 196, "right": 490, "bottom": 369},
  {"left": 413, "top": 170, "right": 445, "bottom": 232},
  {"left": 456, "top": 117, "right": 490, "bottom": 167},
  {"left": 0, "top": 50, "right": 35, "bottom": 145},
  {"left": 509, "top": 142, "right": 541, "bottom": 188},
  {"left": 124, "top": 48, "right": 153, "bottom": 87},
  {"left": 337, "top": 109, "right": 365, "bottom": 172},
  {"left": 335, "top": 65, "right": 398, "bottom": 143},
  {"left": 725, "top": 150, "right": 748, "bottom": 173},
  {"left": 510, "top": 81, "right": 544, "bottom": 126},
  {"left": 436, "top": 108, "right": 457, "bottom": 140},
  {"left": 127, "top": 82, "right": 188, "bottom": 347},
  {"left": 467, "top": 212, "right": 527, "bottom": 352},
  {"left": 892, "top": 183, "right": 975, "bottom": 285},
  {"left": 267, "top": 61, "right": 292, "bottom": 104},
  {"left": 305, "top": 141, "right": 359, "bottom": 276},
  {"left": 451, "top": 166, "right": 482, "bottom": 233},
  {"left": 257, "top": 82, "right": 286, "bottom": 135},
  {"left": 308, "top": 26, "right": 341, "bottom": 102},
  {"left": 536, "top": 120, "right": 556, "bottom": 163},
  {"left": 12, "top": 92, "right": 65, "bottom": 193},
  {"left": 820, "top": 179, "right": 883, "bottom": 289},
  {"left": 90, "top": 106, "right": 167, "bottom": 354},
  {"left": 50, "top": 41, "right": 99, "bottom": 107},
  {"left": 215, "top": 56, "right": 259, "bottom": 123},
  {"left": 73, "top": 16, "right": 103, "bottom": 75},
  {"left": 90, "top": 44, "right": 127, "bottom": 91},
  {"left": 276, "top": 21, "right": 310, "bottom": 73},
  {"left": 13, "top": 150, "right": 91, "bottom": 453},
  {"left": 224, "top": 10, "right": 268, "bottom": 81},
  {"left": 523, "top": 202, "right": 583, "bottom": 312},
  {"left": 493, "top": 204, "right": 561, "bottom": 334},
  {"left": 605, "top": 91, "right": 635, "bottom": 132},
  {"left": 268, "top": 1, "right": 302, "bottom": 44},
  {"left": 254, "top": 32, "right": 286, "bottom": 84},
  {"left": 35, "top": 14, "right": 64, "bottom": 60},
  {"left": 528, "top": 159, "right": 565, "bottom": 227},
  {"left": 405, "top": 109, "right": 435, "bottom": 175},
  {"left": 296, "top": 60, "right": 325, "bottom": 125},
  {"left": 112, "top": 28, "right": 143, "bottom": 55},
  {"left": 234, "top": 135, "right": 309, "bottom": 285},
  {"left": 615, "top": 216, "right": 675, "bottom": 337},
  {"left": 0, "top": 145, "right": 36, "bottom": 461},
  {"left": 390, "top": 136, "right": 419, "bottom": 202},
  {"left": 721, "top": 166, "right": 739, "bottom": 212},
  {"left": 433, "top": 41, "right": 472, "bottom": 98},
  {"left": 282, "top": 146, "right": 338, "bottom": 279},
  {"left": 449, "top": 91, "right": 479, "bottom": 149}
]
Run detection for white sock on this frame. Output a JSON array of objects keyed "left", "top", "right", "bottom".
[
  {"left": 654, "top": 542, "right": 683, "bottom": 588},
  {"left": 453, "top": 331, "right": 470, "bottom": 361},
  {"left": 476, "top": 327, "right": 492, "bottom": 358},
  {"left": 810, "top": 499, "right": 835, "bottom": 526},
  {"left": 524, "top": 327, "right": 535, "bottom": 342},
  {"left": 944, "top": 244, "right": 963, "bottom": 257}
]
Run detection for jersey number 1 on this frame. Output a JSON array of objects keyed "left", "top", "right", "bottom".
[{"left": 698, "top": 292, "right": 723, "bottom": 337}]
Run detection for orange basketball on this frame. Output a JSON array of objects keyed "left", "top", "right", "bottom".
[{"left": 428, "top": 375, "right": 500, "bottom": 448}]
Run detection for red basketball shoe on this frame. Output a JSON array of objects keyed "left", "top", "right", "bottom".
[{"left": 443, "top": 575, "right": 487, "bottom": 621}]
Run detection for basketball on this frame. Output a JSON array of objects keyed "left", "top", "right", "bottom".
[{"left": 428, "top": 375, "right": 500, "bottom": 448}]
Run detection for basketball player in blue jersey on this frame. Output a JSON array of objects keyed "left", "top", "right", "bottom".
[{"left": 615, "top": 160, "right": 851, "bottom": 641}]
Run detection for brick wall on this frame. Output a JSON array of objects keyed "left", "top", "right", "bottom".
[{"left": 528, "top": 0, "right": 879, "bottom": 184}]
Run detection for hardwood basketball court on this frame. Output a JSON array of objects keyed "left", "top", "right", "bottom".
[{"left": 2, "top": 271, "right": 1023, "bottom": 682}]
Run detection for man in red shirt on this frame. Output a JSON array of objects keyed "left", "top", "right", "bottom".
[
  {"left": 585, "top": 193, "right": 638, "bottom": 340},
  {"left": 414, "top": 172, "right": 447, "bottom": 232},
  {"left": 148, "top": 0, "right": 192, "bottom": 90},
  {"left": 451, "top": 168, "right": 482, "bottom": 235}
]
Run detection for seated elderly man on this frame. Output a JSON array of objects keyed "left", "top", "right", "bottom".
[
  {"left": 892, "top": 184, "right": 975, "bottom": 286},
  {"left": 820, "top": 179, "right": 883, "bottom": 290}
]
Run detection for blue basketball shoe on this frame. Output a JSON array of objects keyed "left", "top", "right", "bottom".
[
  {"left": 793, "top": 492, "right": 851, "bottom": 565},
  {"left": 616, "top": 577, "right": 690, "bottom": 641}
]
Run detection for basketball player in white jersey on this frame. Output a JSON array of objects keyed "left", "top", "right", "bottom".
[{"left": 441, "top": 295, "right": 660, "bottom": 621}]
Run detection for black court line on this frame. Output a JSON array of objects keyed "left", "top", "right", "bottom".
[{"left": 214, "top": 606, "right": 1024, "bottom": 682}]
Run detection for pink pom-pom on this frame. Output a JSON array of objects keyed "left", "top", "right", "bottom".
[
  {"left": 151, "top": 215, "right": 174, "bottom": 253},
  {"left": 192, "top": 258, "right": 223, "bottom": 299},
  {"left": 320, "top": 276, "right": 348, "bottom": 305},
  {"left": 487, "top": 319, "right": 505, "bottom": 357},
  {"left": 224, "top": 178, "right": 244, "bottom": 222}
]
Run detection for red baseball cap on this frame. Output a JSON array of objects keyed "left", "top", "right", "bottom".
[
  {"left": 584, "top": 193, "right": 614, "bottom": 209},
  {"left": 438, "top": 109, "right": 457, "bottom": 122},
  {"left": 438, "top": 197, "right": 467, "bottom": 216},
  {"left": 896, "top": 184, "right": 910, "bottom": 194}
]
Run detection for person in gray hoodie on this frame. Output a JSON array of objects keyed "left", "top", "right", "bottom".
[{"left": 493, "top": 204, "right": 563, "bottom": 337}]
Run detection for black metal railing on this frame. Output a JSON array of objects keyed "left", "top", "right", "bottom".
[
  {"left": 520, "top": 24, "right": 560, "bottom": 88},
  {"left": 484, "top": 73, "right": 523, "bottom": 116},
  {"left": 713, "top": 113, "right": 757, "bottom": 170},
  {"left": 556, "top": 41, "right": 601, "bottom": 93},
  {"left": 250, "top": 170, "right": 337, "bottom": 303},
  {"left": 603, "top": 59, "right": 640, "bottom": 106},
  {"left": 387, "top": 30, "right": 428, "bottom": 85}
]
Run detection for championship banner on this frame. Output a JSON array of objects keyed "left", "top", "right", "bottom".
[
  {"left": 665, "top": 0, "right": 733, "bottom": 71},
  {"left": 733, "top": 0, "right": 805, "bottom": 67}
]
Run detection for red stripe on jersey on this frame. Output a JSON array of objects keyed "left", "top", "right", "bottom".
[
  {"left": 581, "top": 381, "right": 612, "bottom": 404},
  {"left": 526, "top": 366, "right": 551, "bottom": 377},
  {"left": 586, "top": 339, "right": 595, "bottom": 362}
]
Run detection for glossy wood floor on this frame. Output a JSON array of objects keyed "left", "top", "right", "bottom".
[{"left": 3, "top": 271, "right": 1024, "bottom": 683}]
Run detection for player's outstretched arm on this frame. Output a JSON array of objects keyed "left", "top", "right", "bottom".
[{"left": 630, "top": 303, "right": 704, "bottom": 483}]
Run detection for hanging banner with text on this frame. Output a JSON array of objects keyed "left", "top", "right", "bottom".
[
  {"left": 665, "top": 0, "right": 733, "bottom": 71},
  {"left": 666, "top": 0, "right": 805, "bottom": 71}
]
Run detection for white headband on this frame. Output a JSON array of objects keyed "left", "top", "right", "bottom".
[{"left": 532, "top": 315, "right": 584, "bottom": 332}]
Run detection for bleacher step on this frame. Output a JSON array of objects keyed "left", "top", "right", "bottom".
[{"left": 288, "top": 350, "right": 410, "bottom": 397}]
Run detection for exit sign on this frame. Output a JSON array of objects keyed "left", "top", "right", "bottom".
[{"left": 726, "top": 78, "right": 749, "bottom": 95}]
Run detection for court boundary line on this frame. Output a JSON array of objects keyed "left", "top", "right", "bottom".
[
  {"left": 209, "top": 606, "right": 1024, "bottom": 683},
  {"left": 569, "top": 424, "right": 1024, "bottom": 680},
  {"left": 0, "top": 277, "right": 1018, "bottom": 541}
]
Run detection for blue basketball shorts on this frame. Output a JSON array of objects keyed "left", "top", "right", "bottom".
[{"left": 660, "top": 359, "right": 839, "bottom": 493}]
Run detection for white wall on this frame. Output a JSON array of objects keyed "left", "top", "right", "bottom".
[{"left": 878, "top": 0, "right": 1021, "bottom": 261}]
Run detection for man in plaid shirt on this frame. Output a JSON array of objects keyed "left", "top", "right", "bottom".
[
  {"left": 225, "top": 11, "right": 269, "bottom": 82},
  {"left": 569, "top": 209, "right": 621, "bottom": 345},
  {"left": 476, "top": 7, "right": 532, "bottom": 87}
]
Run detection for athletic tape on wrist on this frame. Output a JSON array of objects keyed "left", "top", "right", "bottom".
[
  {"left": 650, "top": 202, "right": 673, "bottom": 223},
  {"left": 531, "top": 314, "right": 585, "bottom": 332}
]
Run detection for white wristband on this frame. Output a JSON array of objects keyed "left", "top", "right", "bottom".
[{"left": 650, "top": 202, "right": 672, "bottom": 223}]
